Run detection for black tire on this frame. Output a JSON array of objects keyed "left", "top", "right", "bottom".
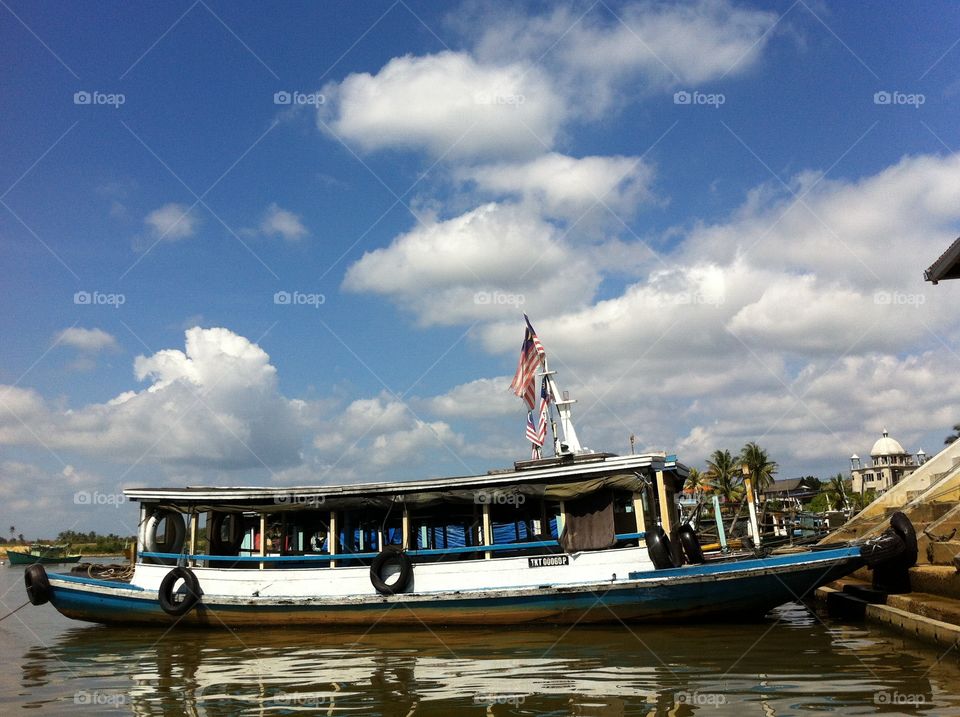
[
  {"left": 158, "top": 567, "right": 202, "bottom": 616},
  {"left": 678, "top": 524, "right": 705, "bottom": 564},
  {"left": 645, "top": 526, "right": 677, "bottom": 569},
  {"left": 209, "top": 512, "right": 244, "bottom": 555},
  {"left": 24, "top": 565, "right": 51, "bottom": 606},
  {"left": 889, "top": 512, "right": 918, "bottom": 568},
  {"left": 370, "top": 546, "right": 413, "bottom": 595},
  {"left": 860, "top": 529, "right": 906, "bottom": 567}
]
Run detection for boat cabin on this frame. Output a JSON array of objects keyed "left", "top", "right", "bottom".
[{"left": 125, "top": 452, "right": 688, "bottom": 571}]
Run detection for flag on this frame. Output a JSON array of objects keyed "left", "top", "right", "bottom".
[
  {"left": 525, "top": 410, "right": 542, "bottom": 446},
  {"left": 509, "top": 315, "right": 544, "bottom": 410},
  {"left": 536, "top": 377, "right": 551, "bottom": 445}
]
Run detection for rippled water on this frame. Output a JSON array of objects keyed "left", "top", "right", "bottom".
[{"left": 2, "top": 561, "right": 959, "bottom": 715}]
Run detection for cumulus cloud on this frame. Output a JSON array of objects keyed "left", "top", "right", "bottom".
[
  {"left": 457, "top": 153, "right": 656, "bottom": 220},
  {"left": 0, "top": 327, "right": 305, "bottom": 469},
  {"left": 56, "top": 327, "right": 119, "bottom": 353},
  {"left": 310, "top": 395, "right": 465, "bottom": 475},
  {"left": 342, "top": 202, "right": 599, "bottom": 325},
  {"left": 320, "top": 51, "right": 564, "bottom": 158},
  {"left": 259, "top": 203, "right": 308, "bottom": 241},
  {"left": 439, "top": 153, "right": 960, "bottom": 475},
  {"left": 468, "top": 0, "right": 777, "bottom": 115},
  {"left": 144, "top": 203, "right": 199, "bottom": 241}
]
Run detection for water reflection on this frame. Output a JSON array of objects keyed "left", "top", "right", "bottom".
[{"left": 17, "top": 604, "right": 959, "bottom": 716}]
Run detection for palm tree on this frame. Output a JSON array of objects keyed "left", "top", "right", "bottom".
[
  {"left": 825, "top": 473, "right": 849, "bottom": 511},
  {"left": 685, "top": 467, "right": 706, "bottom": 499},
  {"left": 739, "top": 441, "right": 778, "bottom": 496},
  {"left": 705, "top": 449, "right": 741, "bottom": 502},
  {"left": 945, "top": 423, "right": 960, "bottom": 445}
]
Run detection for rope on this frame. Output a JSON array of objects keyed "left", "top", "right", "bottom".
[{"left": 0, "top": 601, "right": 30, "bottom": 622}]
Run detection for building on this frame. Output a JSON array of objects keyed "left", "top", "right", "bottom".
[
  {"left": 850, "top": 429, "right": 926, "bottom": 495},
  {"left": 760, "top": 477, "right": 821, "bottom": 505},
  {"left": 925, "top": 235, "right": 960, "bottom": 284}
]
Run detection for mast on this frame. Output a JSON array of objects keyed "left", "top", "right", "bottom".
[{"left": 538, "top": 355, "right": 582, "bottom": 455}]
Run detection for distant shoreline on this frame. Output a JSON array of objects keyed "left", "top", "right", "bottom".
[{"left": 0, "top": 548, "right": 127, "bottom": 560}]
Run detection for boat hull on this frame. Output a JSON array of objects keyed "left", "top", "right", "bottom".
[
  {"left": 6, "top": 551, "right": 82, "bottom": 565},
  {"left": 43, "top": 547, "right": 863, "bottom": 627}
]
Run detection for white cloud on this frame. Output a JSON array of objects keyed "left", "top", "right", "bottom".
[
  {"left": 0, "top": 328, "right": 305, "bottom": 469},
  {"left": 56, "top": 327, "right": 119, "bottom": 353},
  {"left": 469, "top": 0, "right": 777, "bottom": 115},
  {"left": 342, "top": 202, "right": 599, "bottom": 325},
  {"left": 260, "top": 203, "right": 308, "bottom": 241},
  {"left": 457, "top": 153, "right": 656, "bottom": 220},
  {"left": 144, "top": 203, "right": 199, "bottom": 241},
  {"left": 320, "top": 51, "right": 564, "bottom": 158},
  {"left": 309, "top": 395, "right": 466, "bottom": 479}
]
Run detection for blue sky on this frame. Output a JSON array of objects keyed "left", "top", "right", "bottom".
[{"left": 2, "top": 0, "right": 960, "bottom": 537}]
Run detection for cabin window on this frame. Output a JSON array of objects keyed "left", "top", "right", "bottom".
[
  {"left": 408, "top": 505, "right": 482, "bottom": 560},
  {"left": 612, "top": 490, "right": 639, "bottom": 536}
]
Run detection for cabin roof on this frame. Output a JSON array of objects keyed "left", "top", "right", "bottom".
[
  {"left": 925, "top": 236, "right": 960, "bottom": 284},
  {"left": 124, "top": 451, "right": 686, "bottom": 504}
]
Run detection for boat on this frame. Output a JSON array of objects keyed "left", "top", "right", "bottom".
[
  {"left": 22, "top": 319, "right": 915, "bottom": 627},
  {"left": 7, "top": 544, "right": 82, "bottom": 566}
]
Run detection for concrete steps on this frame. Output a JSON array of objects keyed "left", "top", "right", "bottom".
[{"left": 818, "top": 565, "right": 960, "bottom": 648}]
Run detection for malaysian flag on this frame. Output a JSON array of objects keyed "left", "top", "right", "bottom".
[
  {"left": 509, "top": 315, "right": 545, "bottom": 410},
  {"left": 525, "top": 410, "right": 542, "bottom": 446},
  {"left": 536, "top": 377, "right": 551, "bottom": 445}
]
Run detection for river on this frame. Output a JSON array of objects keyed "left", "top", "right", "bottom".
[{"left": 1, "top": 560, "right": 958, "bottom": 715}]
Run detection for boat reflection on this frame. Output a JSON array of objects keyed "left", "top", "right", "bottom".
[{"left": 19, "top": 604, "right": 947, "bottom": 715}]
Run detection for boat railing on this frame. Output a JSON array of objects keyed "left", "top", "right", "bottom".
[{"left": 139, "top": 531, "right": 646, "bottom": 568}]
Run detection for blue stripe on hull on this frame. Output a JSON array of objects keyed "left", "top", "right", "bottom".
[{"left": 47, "top": 550, "right": 862, "bottom": 627}]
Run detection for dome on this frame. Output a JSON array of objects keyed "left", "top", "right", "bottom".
[{"left": 871, "top": 429, "right": 906, "bottom": 457}]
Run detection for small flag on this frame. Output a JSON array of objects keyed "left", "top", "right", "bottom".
[
  {"left": 509, "top": 315, "right": 544, "bottom": 410},
  {"left": 536, "top": 377, "right": 551, "bottom": 445},
  {"left": 525, "top": 410, "right": 542, "bottom": 446}
]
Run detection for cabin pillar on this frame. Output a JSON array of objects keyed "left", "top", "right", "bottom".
[
  {"left": 656, "top": 470, "right": 682, "bottom": 565},
  {"left": 402, "top": 505, "right": 410, "bottom": 550},
  {"left": 330, "top": 511, "right": 338, "bottom": 568},
  {"left": 188, "top": 512, "right": 198, "bottom": 567},
  {"left": 632, "top": 492, "right": 646, "bottom": 533},
  {"left": 482, "top": 503, "right": 492, "bottom": 559},
  {"left": 258, "top": 513, "right": 266, "bottom": 570}
]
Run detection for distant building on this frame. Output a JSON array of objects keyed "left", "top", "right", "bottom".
[
  {"left": 761, "top": 477, "right": 821, "bottom": 505},
  {"left": 850, "top": 429, "right": 925, "bottom": 495},
  {"left": 925, "top": 235, "right": 960, "bottom": 284}
]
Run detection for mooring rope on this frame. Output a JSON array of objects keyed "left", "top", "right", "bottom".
[{"left": 0, "top": 600, "right": 30, "bottom": 622}]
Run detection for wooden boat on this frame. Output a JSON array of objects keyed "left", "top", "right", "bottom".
[
  {"left": 7, "top": 544, "right": 82, "bottom": 565},
  {"left": 21, "top": 320, "right": 914, "bottom": 628}
]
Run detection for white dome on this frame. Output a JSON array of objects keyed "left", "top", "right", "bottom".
[{"left": 871, "top": 429, "right": 906, "bottom": 457}]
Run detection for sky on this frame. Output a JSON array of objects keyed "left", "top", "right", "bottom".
[{"left": 2, "top": 0, "right": 960, "bottom": 538}]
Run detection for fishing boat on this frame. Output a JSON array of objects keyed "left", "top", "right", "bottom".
[
  {"left": 7, "top": 544, "right": 82, "bottom": 566},
  {"left": 22, "top": 319, "right": 915, "bottom": 627}
]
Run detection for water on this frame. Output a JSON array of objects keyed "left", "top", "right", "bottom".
[{"left": 2, "top": 561, "right": 959, "bottom": 715}]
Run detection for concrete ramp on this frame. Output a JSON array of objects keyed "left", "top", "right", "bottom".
[{"left": 822, "top": 438, "right": 960, "bottom": 555}]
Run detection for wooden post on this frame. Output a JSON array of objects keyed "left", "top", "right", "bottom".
[
  {"left": 482, "top": 503, "right": 492, "bottom": 559},
  {"left": 258, "top": 513, "right": 266, "bottom": 570},
  {"left": 188, "top": 512, "right": 198, "bottom": 567},
  {"left": 655, "top": 470, "right": 672, "bottom": 533},
  {"left": 745, "top": 477, "right": 761, "bottom": 546},
  {"left": 632, "top": 492, "right": 646, "bottom": 533},
  {"left": 329, "top": 511, "right": 338, "bottom": 568},
  {"left": 712, "top": 495, "right": 727, "bottom": 552}
]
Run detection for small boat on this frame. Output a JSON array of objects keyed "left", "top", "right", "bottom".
[
  {"left": 22, "top": 319, "right": 914, "bottom": 627},
  {"left": 7, "top": 544, "right": 82, "bottom": 566}
]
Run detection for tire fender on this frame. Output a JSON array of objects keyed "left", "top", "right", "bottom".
[
  {"left": 157, "top": 566, "right": 202, "bottom": 616},
  {"left": 24, "top": 564, "right": 51, "bottom": 606},
  {"left": 370, "top": 546, "right": 413, "bottom": 595},
  {"left": 645, "top": 526, "right": 677, "bottom": 569}
]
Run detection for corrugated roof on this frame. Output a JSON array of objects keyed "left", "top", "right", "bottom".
[{"left": 925, "top": 236, "right": 960, "bottom": 284}]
